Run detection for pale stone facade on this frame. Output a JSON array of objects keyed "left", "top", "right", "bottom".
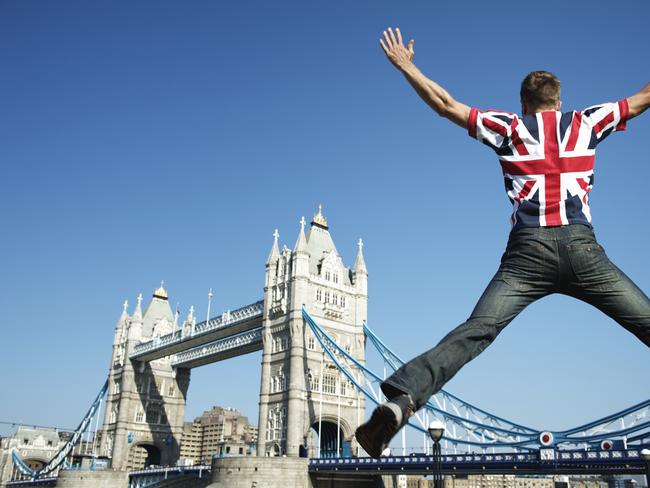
[
  {"left": 257, "top": 208, "right": 368, "bottom": 457},
  {"left": 179, "top": 406, "right": 257, "bottom": 464},
  {"left": 100, "top": 285, "right": 191, "bottom": 470},
  {"left": 0, "top": 427, "right": 71, "bottom": 482}
]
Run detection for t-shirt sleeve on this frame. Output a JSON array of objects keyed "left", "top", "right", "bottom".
[
  {"left": 579, "top": 99, "right": 629, "bottom": 145},
  {"left": 467, "top": 108, "right": 522, "bottom": 153}
]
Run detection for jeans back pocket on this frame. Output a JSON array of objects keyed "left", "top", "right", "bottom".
[{"left": 566, "top": 243, "right": 618, "bottom": 291}]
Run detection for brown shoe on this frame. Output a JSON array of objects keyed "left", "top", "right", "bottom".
[{"left": 355, "top": 394, "right": 415, "bottom": 458}]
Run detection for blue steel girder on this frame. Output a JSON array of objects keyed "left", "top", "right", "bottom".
[
  {"left": 5, "top": 478, "right": 58, "bottom": 487},
  {"left": 171, "top": 328, "right": 263, "bottom": 369},
  {"left": 129, "top": 300, "right": 263, "bottom": 362},
  {"left": 308, "top": 447, "right": 649, "bottom": 476}
]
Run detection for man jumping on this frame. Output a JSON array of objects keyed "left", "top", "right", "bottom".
[{"left": 355, "top": 27, "right": 650, "bottom": 458}]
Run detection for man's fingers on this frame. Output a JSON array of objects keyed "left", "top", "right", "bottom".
[
  {"left": 379, "top": 39, "right": 389, "bottom": 55},
  {"left": 408, "top": 39, "right": 415, "bottom": 55},
  {"left": 396, "top": 27, "right": 403, "bottom": 45},
  {"left": 387, "top": 27, "right": 397, "bottom": 46},
  {"left": 382, "top": 30, "right": 393, "bottom": 49}
]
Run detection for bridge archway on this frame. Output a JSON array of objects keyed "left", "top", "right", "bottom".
[
  {"left": 11, "top": 458, "right": 47, "bottom": 481},
  {"left": 309, "top": 420, "right": 350, "bottom": 458},
  {"left": 127, "top": 443, "right": 161, "bottom": 470}
]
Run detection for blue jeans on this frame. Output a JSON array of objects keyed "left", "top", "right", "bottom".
[{"left": 382, "top": 224, "right": 650, "bottom": 410}]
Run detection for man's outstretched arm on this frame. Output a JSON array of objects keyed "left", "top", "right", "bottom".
[
  {"left": 627, "top": 82, "right": 650, "bottom": 119},
  {"left": 380, "top": 27, "right": 470, "bottom": 129}
]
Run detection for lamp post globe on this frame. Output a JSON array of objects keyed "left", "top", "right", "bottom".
[
  {"left": 428, "top": 420, "right": 445, "bottom": 488},
  {"left": 428, "top": 420, "right": 445, "bottom": 443}
]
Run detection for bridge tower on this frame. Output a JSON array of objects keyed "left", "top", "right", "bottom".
[
  {"left": 101, "top": 284, "right": 191, "bottom": 470},
  {"left": 257, "top": 207, "right": 367, "bottom": 458}
]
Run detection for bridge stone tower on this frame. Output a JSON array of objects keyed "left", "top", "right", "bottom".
[
  {"left": 101, "top": 284, "right": 191, "bottom": 470},
  {"left": 257, "top": 207, "right": 367, "bottom": 458}
]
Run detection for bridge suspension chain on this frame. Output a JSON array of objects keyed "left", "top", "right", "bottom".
[
  {"left": 12, "top": 380, "right": 108, "bottom": 479},
  {"left": 303, "top": 307, "right": 540, "bottom": 450},
  {"left": 303, "top": 307, "right": 650, "bottom": 451}
]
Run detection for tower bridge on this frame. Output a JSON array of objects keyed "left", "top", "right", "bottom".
[{"left": 4, "top": 207, "right": 650, "bottom": 488}]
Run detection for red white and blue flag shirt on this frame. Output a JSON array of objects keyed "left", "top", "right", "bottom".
[{"left": 468, "top": 100, "right": 630, "bottom": 229}]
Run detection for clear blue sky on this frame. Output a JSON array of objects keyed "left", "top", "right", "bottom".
[{"left": 1, "top": 0, "right": 648, "bottom": 441}]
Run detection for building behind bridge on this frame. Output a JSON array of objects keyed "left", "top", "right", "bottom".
[{"left": 179, "top": 405, "right": 257, "bottom": 464}]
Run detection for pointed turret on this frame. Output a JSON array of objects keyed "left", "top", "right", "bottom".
[
  {"left": 293, "top": 217, "right": 308, "bottom": 252},
  {"left": 354, "top": 238, "right": 368, "bottom": 274},
  {"left": 128, "top": 293, "right": 144, "bottom": 341},
  {"left": 133, "top": 293, "right": 143, "bottom": 320},
  {"left": 353, "top": 238, "right": 368, "bottom": 296},
  {"left": 266, "top": 229, "right": 280, "bottom": 265},
  {"left": 292, "top": 216, "right": 309, "bottom": 278},
  {"left": 113, "top": 300, "right": 130, "bottom": 346},
  {"left": 120, "top": 300, "right": 130, "bottom": 322}
]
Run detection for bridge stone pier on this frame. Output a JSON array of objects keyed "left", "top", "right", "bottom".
[
  {"left": 99, "top": 206, "right": 368, "bottom": 471},
  {"left": 208, "top": 457, "right": 388, "bottom": 488}
]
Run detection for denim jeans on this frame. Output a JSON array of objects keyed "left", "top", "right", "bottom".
[{"left": 381, "top": 224, "right": 650, "bottom": 410}]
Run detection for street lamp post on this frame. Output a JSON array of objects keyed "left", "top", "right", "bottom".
[
  {"left": 641, "top": 448, "right": 650, "bottom": 488},
  {"left": 428, "top": 420, "right": 445, "bottom": 488}
]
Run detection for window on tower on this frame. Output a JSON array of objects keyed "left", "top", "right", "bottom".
[{"left": 322, "top": 374, "right": 336, "bottom": 394}]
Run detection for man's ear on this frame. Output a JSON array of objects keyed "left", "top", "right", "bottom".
[{"left": 556, "top": 100, "right": 562, "bottom": 110}]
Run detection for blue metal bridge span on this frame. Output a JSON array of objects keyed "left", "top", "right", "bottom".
[{"left": 309, "top": 447, "right": 649, "bottom": 476}]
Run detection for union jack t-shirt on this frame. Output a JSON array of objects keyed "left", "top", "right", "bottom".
[{"left": 468, "top": 100, "right": 630, "bottom": 229}]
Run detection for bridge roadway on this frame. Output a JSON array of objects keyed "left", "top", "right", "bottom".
[{"left": 129, "top": 300, "right": 263, "bottom": 364}]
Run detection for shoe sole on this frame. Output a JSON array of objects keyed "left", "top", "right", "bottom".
[{"left": 355, "top": 403, "right": 399, "bottom": 458}]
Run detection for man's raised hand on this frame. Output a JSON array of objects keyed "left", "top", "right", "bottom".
[{"left": 379, "top": 27, "right": 414, "bottom": 70}]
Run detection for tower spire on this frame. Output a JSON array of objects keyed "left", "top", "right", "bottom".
[
  {"left": 121, "top": 300, "right": 129, "bottom": 319},
  {"left": 266, "top": 229, "right": 280, "bottom": 265},
  {"left": 153, "top": 280, "right": 168, "bottom": 300},
  {"left": 311, "top": 204, "right": 328, "bottom": 229},
  {"left": 133, "top": 293, "right": 143, "bottom": 320},
  {"left": 294, "top": 216, "right": 308, "bottom": 252},
  {"left": 354, "top": 238, "right": 367, "bottom": 274}
]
